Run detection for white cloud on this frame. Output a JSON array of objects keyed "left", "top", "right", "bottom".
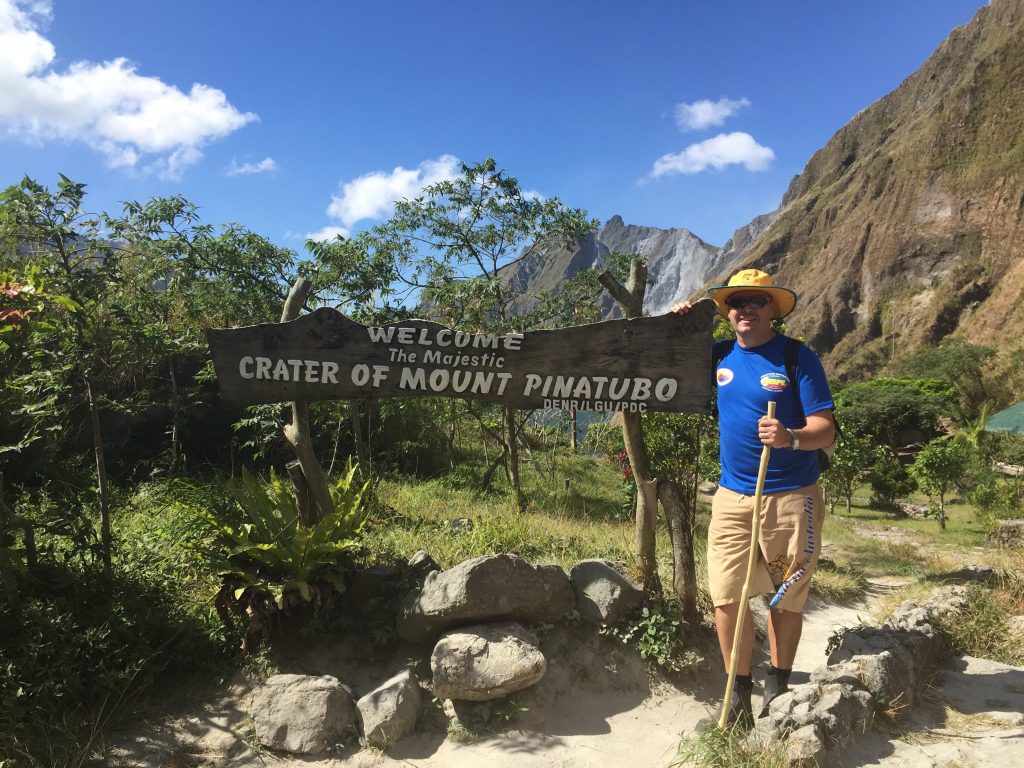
[
  {"left": 675, "top": 97, "right": 750, "bottom": 131},
  {"left": 325, "top": 154, "right": 461, "bottom": 229},
  {"left": 0, "top": 0, "right": 255, "bottom": 178},
  {"left": 306, "top": 225, "right": 350, "bottom": 242},
  {"left": 227, "top": 157, "right": 277, "bottom": 176},
  {"left": 650, "top": 132, "right": 775, "bottom": 178}
]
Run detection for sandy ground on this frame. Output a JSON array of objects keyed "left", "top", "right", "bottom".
[
  {"left": 111, "top": 589, "right": 1024, "bottom": 768},
  {"left": 110, "top": 523, "right": 1024, "bottom": 768}
]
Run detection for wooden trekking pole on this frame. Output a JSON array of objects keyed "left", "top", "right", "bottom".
[{"left": 718, "top": 400, "right": 776, "bottom": 729}]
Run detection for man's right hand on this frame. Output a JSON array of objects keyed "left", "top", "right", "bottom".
[{"left": 669, "top": 300, "right": 693, "bottom": 314}]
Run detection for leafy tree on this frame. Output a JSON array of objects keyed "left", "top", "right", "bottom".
[
  {"left": 834, "top": 377, "right": 955, "bottom": 450},
  {"left": 867, "top": 446, "right": 916, "bottom": 509},
  {"left": 901, "top": 339, "right": 1000, "bottom": 421},
  {"left": 359, "top": 158, "right": 597, "bottom": 503},
  {"left": 909, "top": 438, "right": 972, "bottom": 528},
  {"left": 0, "top": 175, "right": 150, "bottom": 579},
  {"left": 820, "top": 428, "right": 875, "bottom": 514}
]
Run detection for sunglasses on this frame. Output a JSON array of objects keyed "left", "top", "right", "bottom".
[{"left": 726, "top": 295, "right": 773, "bottom": 310}]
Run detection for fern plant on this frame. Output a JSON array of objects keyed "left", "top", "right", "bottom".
[{"left": 187, "top": 461, "right": 371, "bottom": 637}]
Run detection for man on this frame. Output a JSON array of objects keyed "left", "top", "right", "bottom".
[{"left": 672, "top": 268, "right": 835, "bottom": 726}]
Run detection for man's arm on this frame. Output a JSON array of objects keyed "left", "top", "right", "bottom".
[{"left": 758, "top": 409, "right": 835, "bottom": 451}]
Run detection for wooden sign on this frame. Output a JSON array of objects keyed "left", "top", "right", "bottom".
[{"left": 206, "top": 302, "right": 715, "bottom": 413}]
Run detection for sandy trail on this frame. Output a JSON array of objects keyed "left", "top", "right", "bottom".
[{"left": 111, "top": 585, "right": 1024, "bottom": 768}]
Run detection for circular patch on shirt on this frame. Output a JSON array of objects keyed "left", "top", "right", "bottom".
[
  {"left": 717, "top": 368, "right": 734, "bottom": 386},
  {"left": 760, "top": 372, "right": 790, "bottom": 392}
]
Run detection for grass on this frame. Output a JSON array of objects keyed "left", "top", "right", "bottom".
[
  {"left": 671, "top": 726, "right": 791, "bottom": 768},
  {"left": 366, "top": 450, "right": 644, "bottom": 576}
]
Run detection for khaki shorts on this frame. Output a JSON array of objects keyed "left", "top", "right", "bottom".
[{"left": 707, "top": 484, "right": 824, "bottom": 613}]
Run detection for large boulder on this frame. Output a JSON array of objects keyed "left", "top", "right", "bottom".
[
  {"left": 356, "top": 670, "right": 421, "bottom": 749},
  {"left": 431, "top": 621, "right": 547, "bottom": 701},
  {"left": 569, "top": 558, "right": 644, "bottom": 625},
  {"left": 988, "top": 519, "right": 1024, "bottom": 549},
  {"left": 249, "top": 674, "right": 355, "bottom": 754},
  {"left": 397, "top": 554, "right": 575, "bottom": 643}
]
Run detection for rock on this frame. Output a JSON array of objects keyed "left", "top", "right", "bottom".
[
  {"left": 809, "top": 660, "right": 862, "bottom": 688},
  {"left": 431, "top": 621, "right": 547, "bottom": 701},
  {"left": 938, "top": 564, "right": 996, "bottom": 584},
  {"left": 568, "top": 559, "right": 644, "bottom": 625},
  {"left": 827, "top": 628, "right": 919, "bottom": 708},
  {"left": 397, "top": 554, "right": 575, "bottom": 643},
  {"left": 356, "top": 670, "right": 421, "bottom": 749},
  {"left": 408, "top": 550, "right": 440, "bottom": 578},
  {"left": 988, "top": 519, "right": 1024, "bottom": 548},
  {"left": 885, "top": 585, "right": 969, "bottom": 633},
  {"left": 785, "top": 723, "right": 825, "bottom": 767},
  {"left": 248, "top": 674, "right": 355, "bottom": 755},
  {"left": 812, "top": 684, "right": 873, "bottom": 748},
  {"left": 762, "top": 683, "right": 872, "bottom": 752}
]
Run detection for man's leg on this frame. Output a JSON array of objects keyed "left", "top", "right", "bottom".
[
  {"left": 707, "top": 487, "right": 775, "bottom": 728},
  {"left": 715, "top": 602, "right": 756, "bottom": 675},
  {"left": 767, "top": 606, "right": 802, "bottom": 669},
  {"left": 757, "top": 485, "right": 824, "bottom": 717},
  {"left": 714, "top": 601, "right": 755, "bottom": 726},
  {"left": 761, "top": 606, "right": 800, "bottom": 715}
]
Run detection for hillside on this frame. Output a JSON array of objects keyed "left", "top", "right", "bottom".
[{"left": 732, "top": 0, "right": 1024, "bottom": 379}]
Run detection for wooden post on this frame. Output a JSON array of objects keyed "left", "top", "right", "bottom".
[
  {"left": 570, "top": 407, "right": 578, "bottom": 453},
  {"left": 658, "top": 479, "right": 699, "bottom": 627},
  {"left": 599, "top": 258, "right": 662, "bottom": 593},
  {"left": 280, "top": 278, "right": 334, "bottom": 524},
  {"left": 86, "top": 376, "right": 112, "bottom": 583}
]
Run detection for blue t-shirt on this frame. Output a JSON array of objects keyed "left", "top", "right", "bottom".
[{"left": 715, "top": 334, "right": 834, "bottom": 495}]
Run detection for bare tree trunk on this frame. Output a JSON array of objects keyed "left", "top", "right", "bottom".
[
  {"left": 350, "top": 401, "right": 371, "bottom": 476},
  {"left": 658, "top": 479, "right": 699, "bottom": 626},
  {"left": 599, "top": 258, "right": 664, "bottom": 593},
  {"left": 570, "top": 408, "right": 578, "bottom": 453},
  {"left": 623, "top": 413, "right": 661, "bottom": 594},
  {"left": 505, "top": 405, "right": 523, "bottom": 509},
  {"left": 86, "top": 376, "right": 112, "bottom": 582},
  {"left": 280, "top": 278, "right": 334, "bottom": 523},
  {"left": 481, "top": 446, "right": 508, "bottom": 492},
  {"left": 167, "top": 355, "right": 181, "bottom": 476},
  {"left": 0, "top": 473, "right": 27, "bottom": 610}
]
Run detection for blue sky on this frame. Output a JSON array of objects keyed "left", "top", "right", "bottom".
[{"left": 0, "top": 0, "right": 990, "bottom": 250}]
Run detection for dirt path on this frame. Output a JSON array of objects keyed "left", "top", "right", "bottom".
[
  {"left": 106, "top": 595, "right": 877, "bottom": 767},
  {"left": 110, "top": 585, "right": 1024, "bottom": 767}
]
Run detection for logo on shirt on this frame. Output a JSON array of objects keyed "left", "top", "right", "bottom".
[
  {"left": 760, "top": 373, "right": 790, "bottom": 392},
  {"left": 717, "top": 368, "right": 734, "bottom": 386}
]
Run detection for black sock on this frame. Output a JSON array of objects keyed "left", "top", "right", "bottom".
[
  {"left": 735, "top": 674, "right": 753, "bottom": 690},
  {"left": 768, "top": 664, "right": 791, "bottom": 687}
]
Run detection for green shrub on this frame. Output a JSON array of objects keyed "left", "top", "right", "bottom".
[
  {"left": 602, "top": 603, "right": 703, "bottom": 674},
  {"left": 185, "top": 462, "right": 371, "bottom": 638},
  {"left": 868, "top": 447, "right": 916, "bottom": 508},
  {"left": 0, "top": 559, "right": 228, "bottom": 767}
]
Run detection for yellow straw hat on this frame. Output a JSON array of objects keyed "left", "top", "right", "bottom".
[{"left": 707, "top": 269, "right": 798, "bottom": 320}]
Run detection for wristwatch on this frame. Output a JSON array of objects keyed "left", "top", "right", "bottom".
[{"left": 786, "top": 429, "right": 800, "bottom": 450}]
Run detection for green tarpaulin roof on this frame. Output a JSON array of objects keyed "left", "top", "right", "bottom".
[{"left": 984, "top": 401, "right": 1024, "bottom": 434}]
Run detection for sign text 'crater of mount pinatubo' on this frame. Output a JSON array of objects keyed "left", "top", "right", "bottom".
[{"left": 205, "top": 303, "right": 714, "bottom": 414}]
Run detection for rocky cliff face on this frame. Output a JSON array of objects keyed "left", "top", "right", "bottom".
[
  {"left": 506, "top": 214, "right": 766, "bottom": 317},
  {"left": 510, "top": 2, "right": 1023, "bottom": 383},
  {"left": 733, "top": 0, "right": 1024, "bottom": 379}
]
